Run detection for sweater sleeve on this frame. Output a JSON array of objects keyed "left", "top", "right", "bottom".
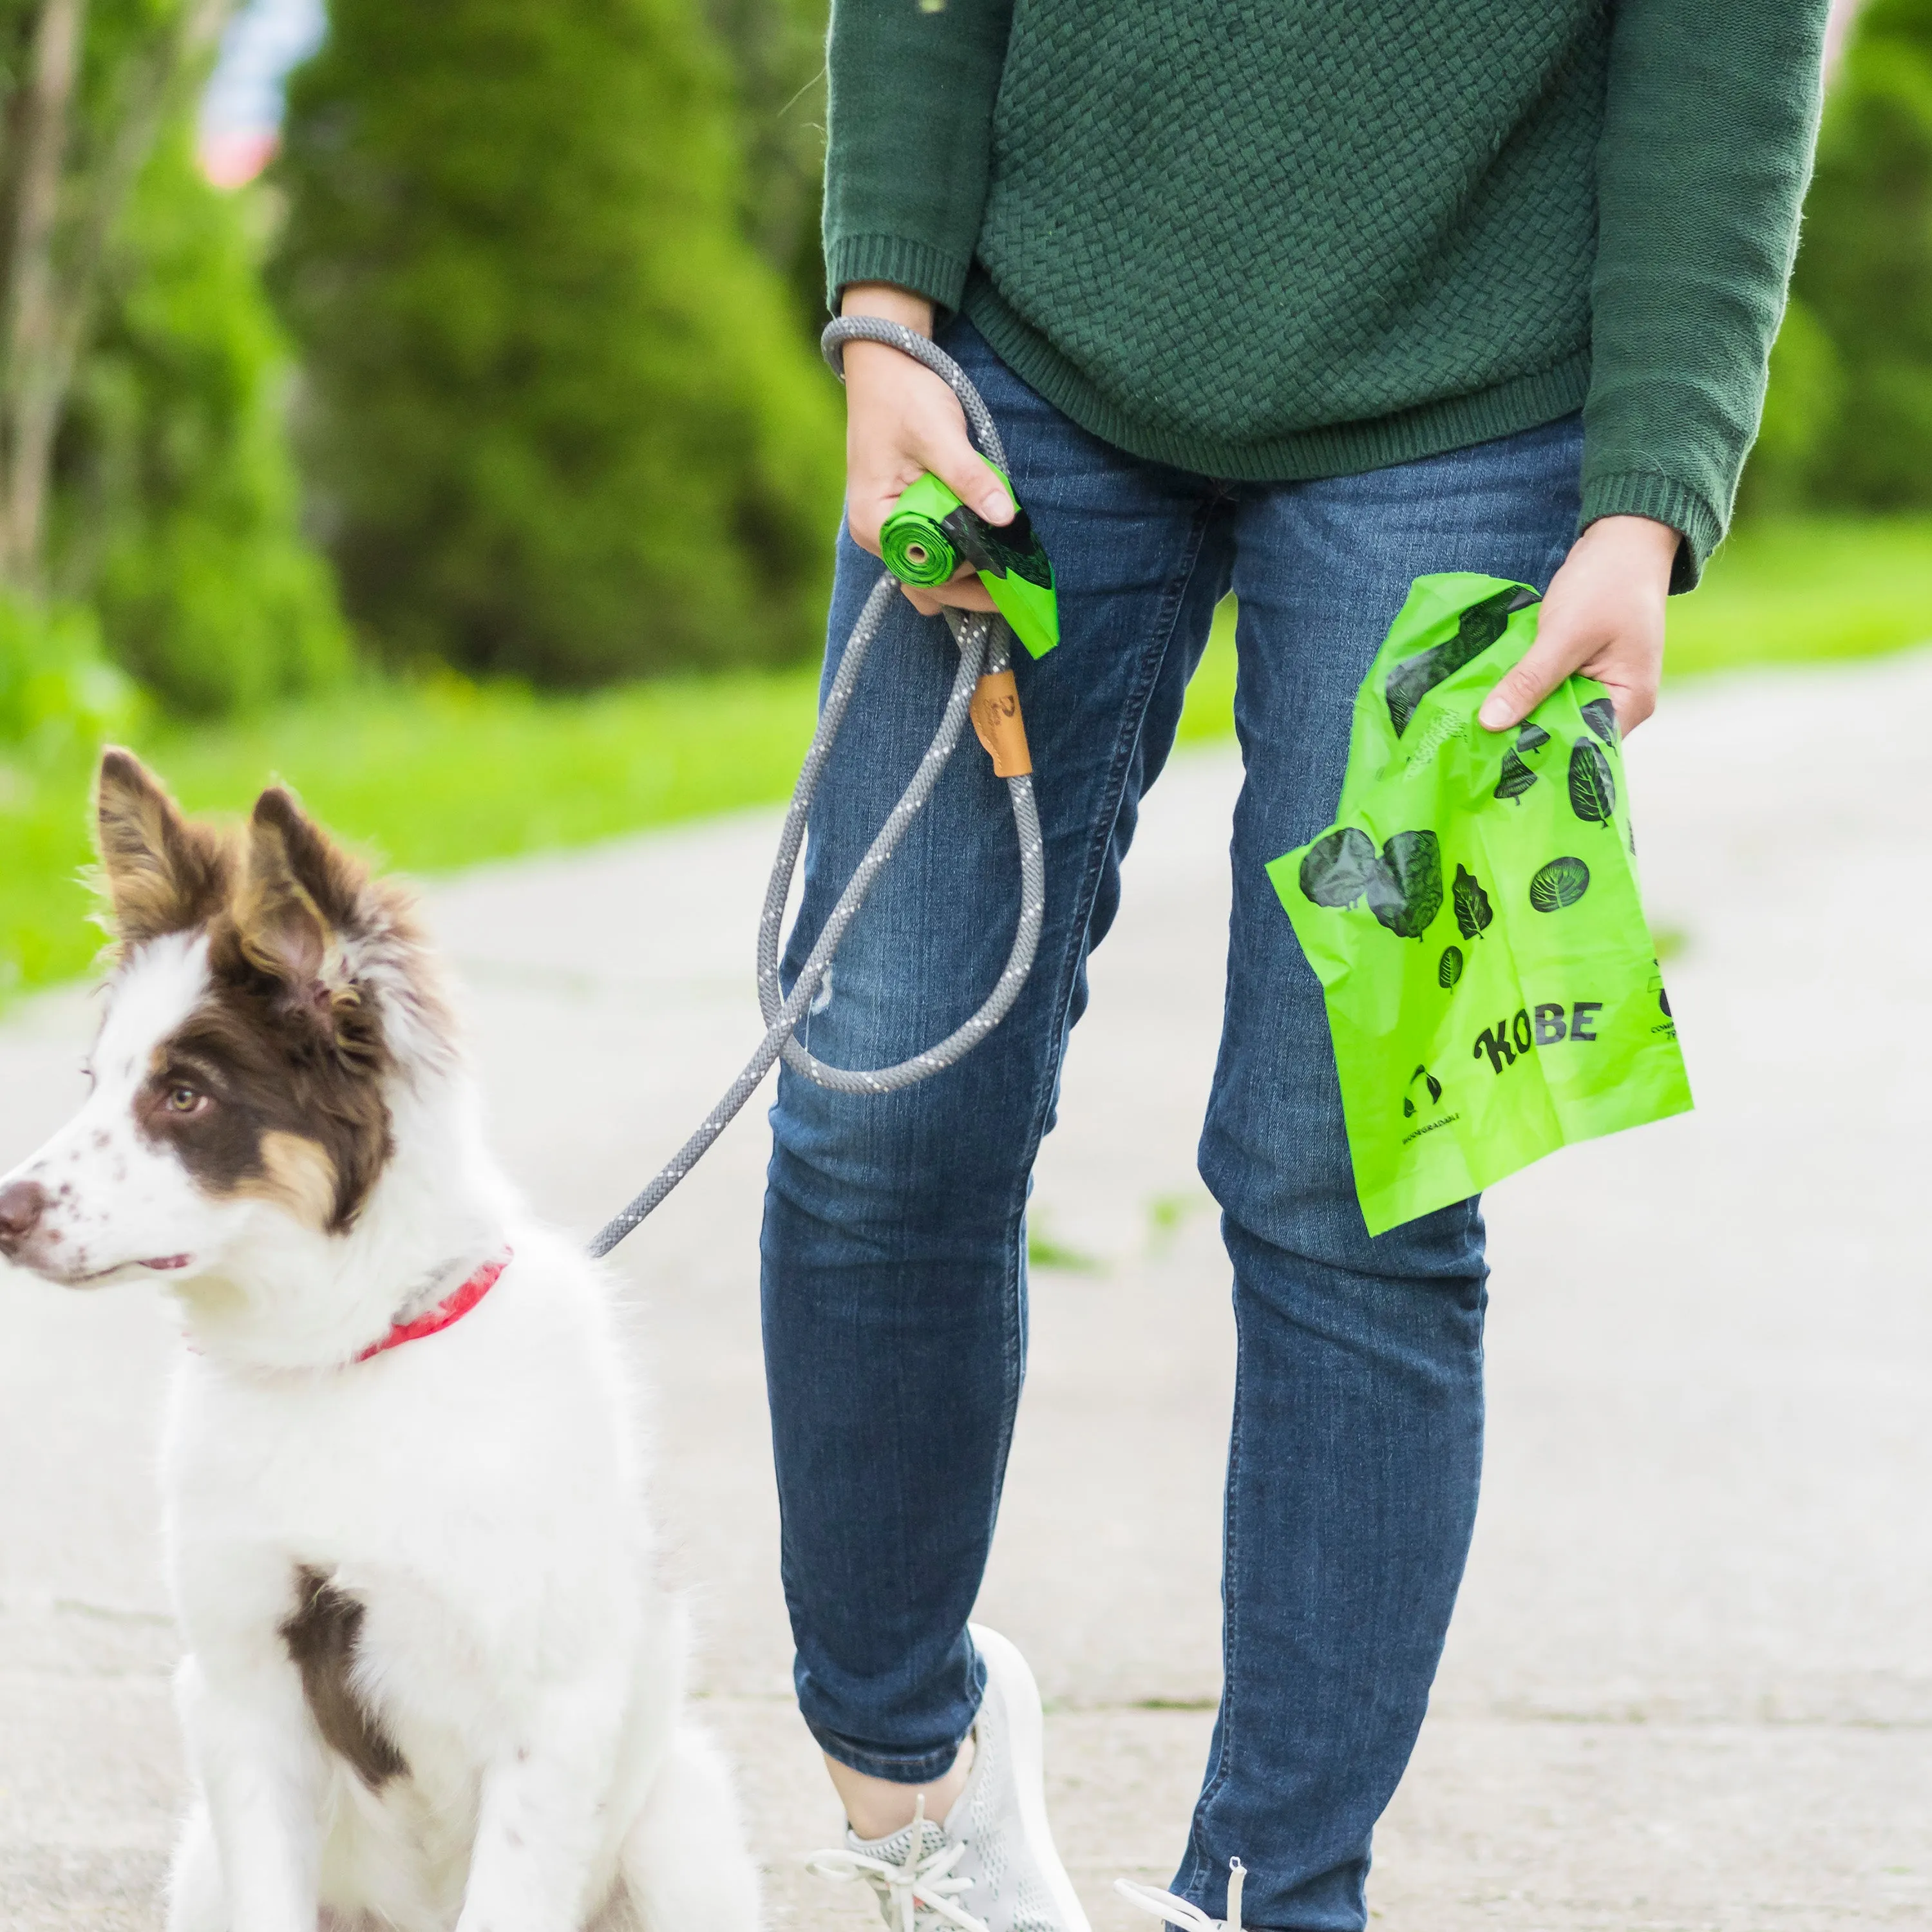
[
  {"left": 822, "top": 0, "right": 1016, "bottom": 315},
  {"left": 1584, "top": 0, "right": 1829, "bottom": 590}
]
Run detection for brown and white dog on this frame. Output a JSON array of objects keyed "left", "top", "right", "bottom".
[{"left": 0, "top": 750, "right": 762, "bottom": 1932}]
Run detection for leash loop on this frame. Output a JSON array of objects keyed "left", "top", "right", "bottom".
[{"left": 587, "top": 319, "right": 1044, "bottom": 1256}]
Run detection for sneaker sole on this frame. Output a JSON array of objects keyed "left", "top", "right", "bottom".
[{"left": 969, "top": 1622, "right": 1094, "bottom": 1932}]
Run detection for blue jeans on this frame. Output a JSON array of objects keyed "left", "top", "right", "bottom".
[{"left": 761, "top": 323, "right": 1584, "bottom": 1931}]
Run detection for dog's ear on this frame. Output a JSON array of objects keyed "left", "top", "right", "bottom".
[
  {"left": 236, "top": 786, "right": 373, "bottom": 1032},
  {"left": 93, "top": 748, "right": 229, "bottom": 947}
]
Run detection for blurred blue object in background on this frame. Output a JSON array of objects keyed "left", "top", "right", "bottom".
[{"left": 198, "top": 0, "right": 325, "bottom": 186}]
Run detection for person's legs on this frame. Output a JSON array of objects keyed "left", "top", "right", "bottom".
[
  {"left": 1177, "top": 418, "right": 1587, "bottom": 1931},
  {"left": 761, "top": 321, "right": 1231, "bottom": 1814}
]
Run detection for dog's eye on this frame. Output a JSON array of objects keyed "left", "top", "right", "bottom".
[{"left": 165, "top": 1086, "right": 204, "bottom": 1114}]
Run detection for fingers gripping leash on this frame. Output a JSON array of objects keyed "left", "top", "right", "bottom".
[{"left": 587, "top": 320, "right": 1049, "bottom": 1258}]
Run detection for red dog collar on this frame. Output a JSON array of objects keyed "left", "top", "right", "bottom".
[{"left": 356, "top": 1249, "right": 511, "bottom": 1363}]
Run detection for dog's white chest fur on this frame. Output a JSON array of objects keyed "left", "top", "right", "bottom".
[
  {"left": 166, "top": 1235, "right": 638, "bottom": 1630},
  {"left": 163, "top": 1233, "right": 728, "bottom": 1932}
]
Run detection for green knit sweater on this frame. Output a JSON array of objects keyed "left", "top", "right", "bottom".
[{"left": 823, "top": 0, "right": 1830, "bottom": 587}]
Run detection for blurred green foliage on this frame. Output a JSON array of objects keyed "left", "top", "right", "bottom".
[
  {"left": 0, "top": 0, "right": 347, "bottom": 737},
  {"left": 271, "top": 0, "right": 844, "bottom": 687},
  {"left": 701, "top": 0, "right": 832, "bottom": 329},
  {"left": 1752, "top": 0, "right": 1932, "bottom": 508},
  {"left": 53, "top": 123, "right": 350, "bottom": 715},
  {"left": 0, "top": 587, "right": 138, "bottom": 753},
  {"left": 1664, "top": 515, "right": 1932, "bottom": 669}
]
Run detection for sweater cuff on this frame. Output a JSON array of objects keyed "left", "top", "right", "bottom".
[
  {"left": 1579, "top": 471, "right": 1724, "bottom": 595},
  {"left": 826, "top": 234, "right": 975, "bottom": 317}
]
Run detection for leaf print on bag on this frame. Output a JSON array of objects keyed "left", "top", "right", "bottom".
[
  {"left": 1439, "top": 945, "right": 1464, "bottom": 990},
  {"left": 1493, "top": 749, "right": 1538, "bottom": 802},
  {"left": 1451, "top": 864, "right": 1493, "bottom": 941},
  {"left": 1567, "top": 739, "right": 1616, "bottom": 828},
  {"left": 1495, "top": 719, "right": 1552, "bottom": 803},
  {"left": 1368, "top": 829, "right": 1443, "bottom": 940},
  {"left": 1580, "top": 696, "right": 1620, "bottom": 746},
  {"left": 1299, "top": 826, "right": 1381, "bottom": 907},
  {"left": 1529, "top": 855, "right": 1591, "bottom": 912},
  {"left": 1383, "top": 585, "right": 1540, "bottom": 736}
]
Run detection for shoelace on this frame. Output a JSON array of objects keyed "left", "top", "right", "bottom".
[
  {"left": 1115, "top": 1856, "right": 1247, "bottom": 1931},
  {"left": 806, "top": 1795, "right": 992, "bottom": 1932}
]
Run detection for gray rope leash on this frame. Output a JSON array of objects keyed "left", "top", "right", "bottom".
[{"left": 587, "top": 319, "right": 1046, "bottom": 1258}]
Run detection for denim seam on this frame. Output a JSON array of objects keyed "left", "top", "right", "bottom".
[
  {"left": 945, "top": 495, "right": 1220, "bottom": 1796},
  {"left": 914, "top": 509, "right": 1219, "bottom": 1781},
  {"left": 1179, "top": 1265, "right": 1244, "bottom": 1908},
  {"left": 992, "top": 1212, "right": 1024, "bottom": 1482}
]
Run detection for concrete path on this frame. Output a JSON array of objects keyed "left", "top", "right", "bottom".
[{"left": 3, "top": 650, "right": 1929, "bottom": 1930}]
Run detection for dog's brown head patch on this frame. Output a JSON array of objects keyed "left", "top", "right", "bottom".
[{"left": 96, "top": 752, "right": 453, "bottom": 1233}]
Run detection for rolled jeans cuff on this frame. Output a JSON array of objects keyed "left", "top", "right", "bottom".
[{"left": 806, "top": 1713, "right": 976, "bottom": 1786}]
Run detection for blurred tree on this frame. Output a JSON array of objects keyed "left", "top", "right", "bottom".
[
  {"left": 273, "top": 0, "right": 844, "bottom": 685},
  {"left": 1750, "top": 0, "right": 1932, "bottom": 508},
  {"left": 701, "top": 0, "right": 829, "bottom": 330},
  {"left": 0, "top": 0, "right": 345, "bottom": 724},
  {"left": 0, "top": 0, "right": 229, "bottom": 586},
  {"left": 53, "top": 121, "right": 349, "bottom": 714}
]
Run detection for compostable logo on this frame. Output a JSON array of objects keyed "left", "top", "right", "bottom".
[
  {"left": 1401, "top": 1063, "right": 1443, "bottom": 1119},
  {"left": 1399, "top": 1062, "right": 1461, "bottom": 1146},
  {"left": 1650, "top": 971, "right": 1676, "bottom": 1040}
]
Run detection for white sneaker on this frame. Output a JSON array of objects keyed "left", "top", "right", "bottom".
[
  {"left": 806, "top": 1623, "right": 1092, "bottom": 1932},
  {"left": 1115, "top": 1857, "right": 1249, "bottom": 1931}
]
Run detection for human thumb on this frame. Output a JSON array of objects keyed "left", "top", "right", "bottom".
[{"left": 1479, "top": 635, "right": 1569, "bottom": 732}]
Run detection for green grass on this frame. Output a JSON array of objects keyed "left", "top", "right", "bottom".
[
  {"left": 4, "top": 515, "right": 1929, "bottom": 1011},
  {"left": 1173, "top": 514, "right": 1932, "bottom": 737},
  {"left": 1176, "top": 596, "right": 1240, "bottom": 745},
  {"left": 1664, "top": 516, "right": 1932, "bottom": 675},
  {"left": 0, "top": 665, "right": 820, "bottom": 1004}
]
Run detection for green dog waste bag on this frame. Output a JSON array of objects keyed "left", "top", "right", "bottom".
[{"left": 1268, "top": 572, "right": 1692, "bottom": 1236}]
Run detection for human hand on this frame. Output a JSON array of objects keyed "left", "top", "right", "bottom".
[
  {"left": 1478, "top": 515, "right": 1680, "bottom": 737},
  {"left": 838, "top": 283, "right": 1011, "bottom": 616}
]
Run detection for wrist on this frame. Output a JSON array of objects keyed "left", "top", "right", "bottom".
[
  {"left": 838, "top": 282, "right": 935, "bottom": 337},
  {"left": 1583, "top": 513, "right": 1680, "bottom": 586}
]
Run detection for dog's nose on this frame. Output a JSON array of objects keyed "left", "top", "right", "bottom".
[{"left": 0, "top": 1179, "right": 49, "bottom": 1251}]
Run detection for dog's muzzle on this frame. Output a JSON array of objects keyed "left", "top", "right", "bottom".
[{"left": 0, "top": 1177, "right": 49, "bottom": 1261}]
